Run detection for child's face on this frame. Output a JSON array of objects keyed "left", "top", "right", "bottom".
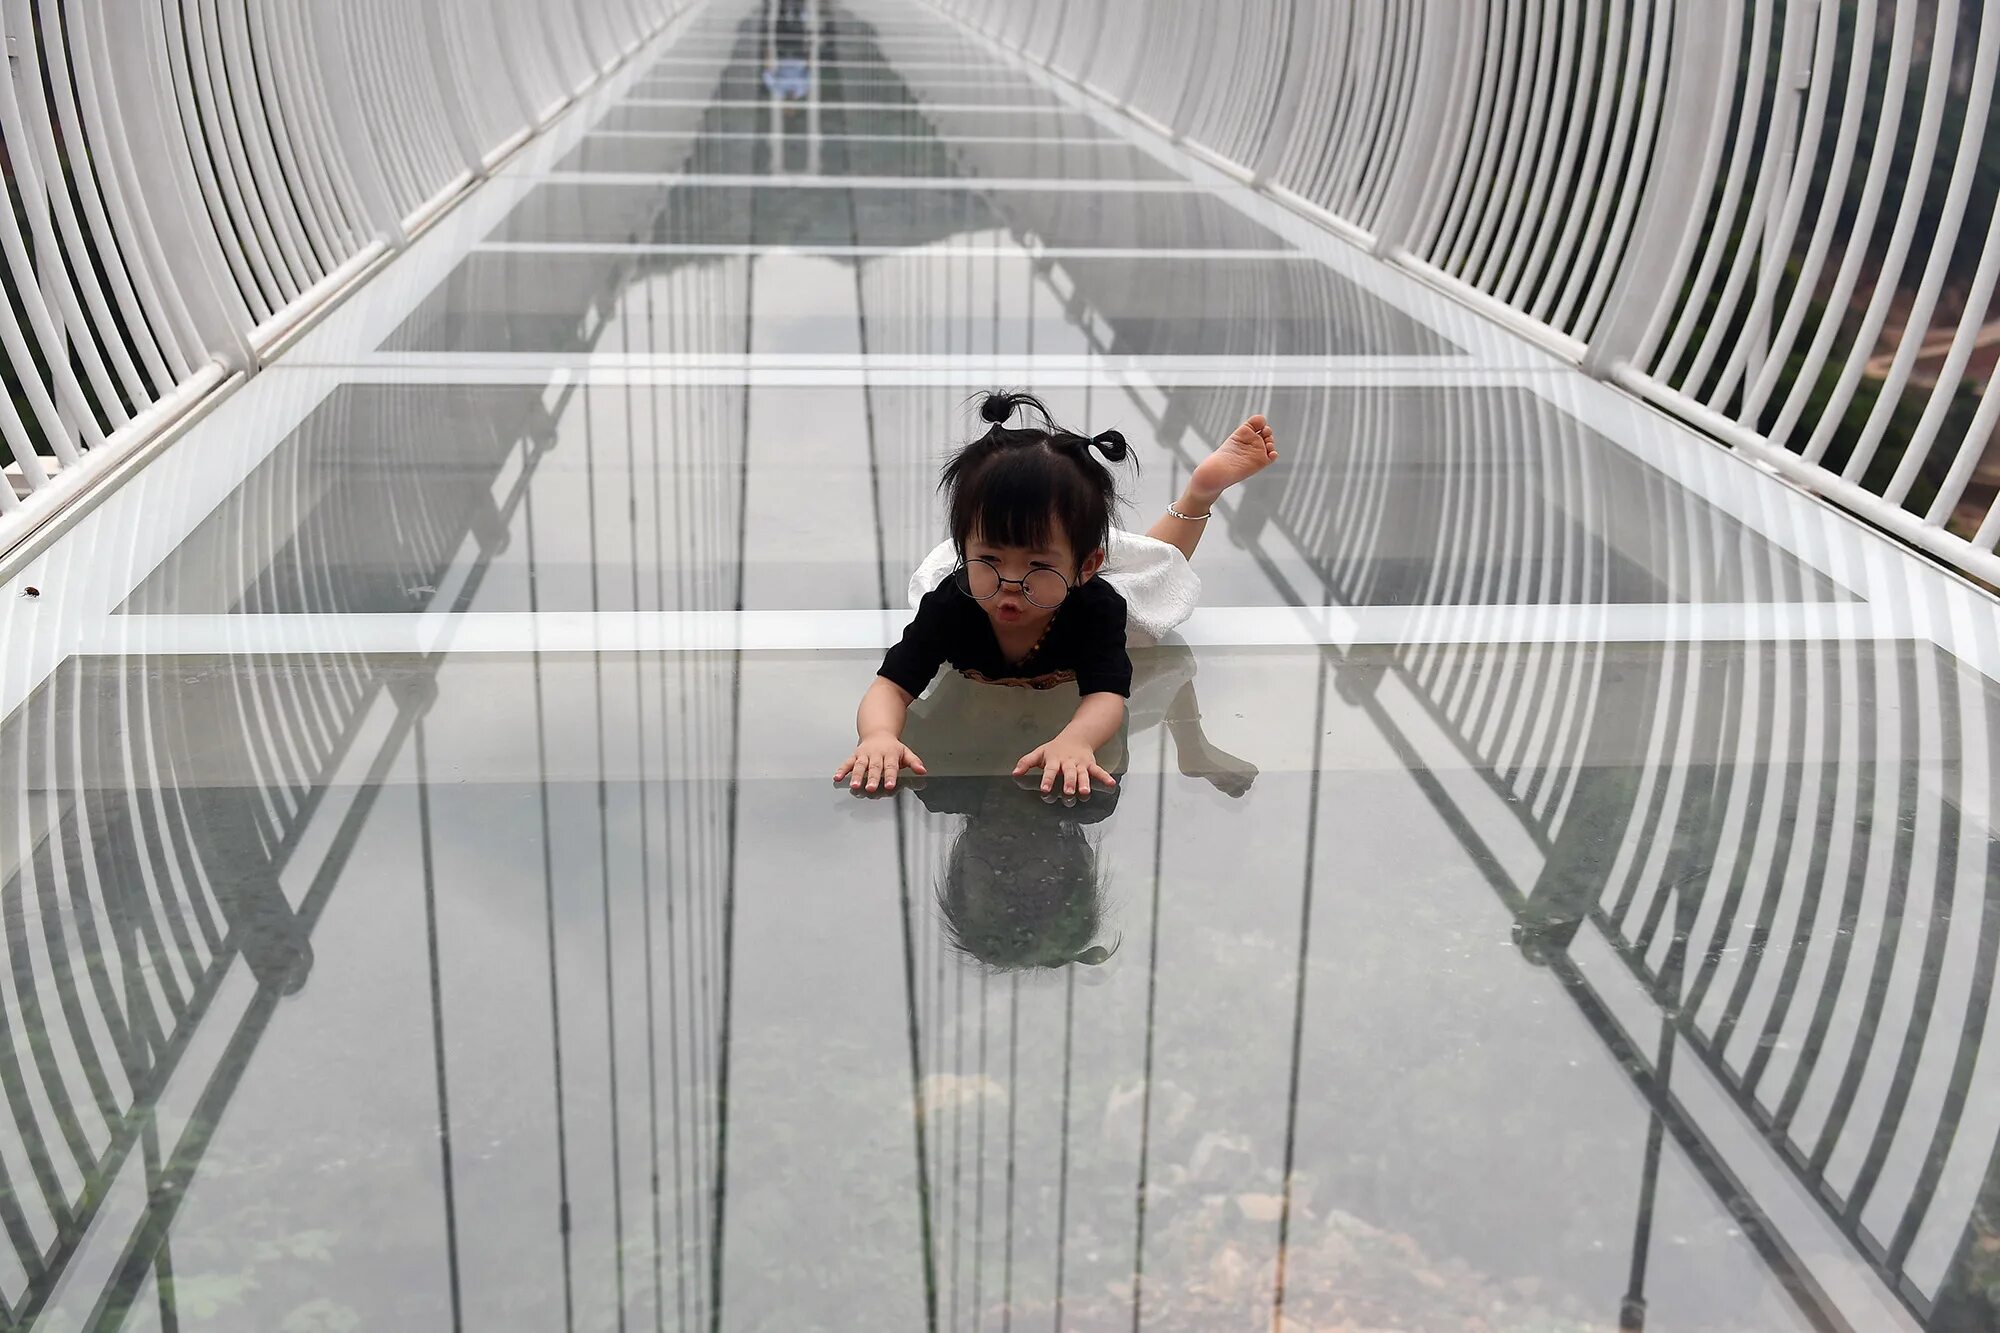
[{"left": 965, "top": 529, "right": 1106, "bottom": 630}]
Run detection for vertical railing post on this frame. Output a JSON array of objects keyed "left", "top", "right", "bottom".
[
  {"left": 307, "top": 1, "right": 408, "bottom": 244},
  {"left": 1365, "top": 0, "right": 1466, "bottom": 256},
  {"left": 482, "top": 0, "right": 546, "bottom": 128},
  {"left": 569, "top": 0, "right": 612, "bottom": 78},
  {"left": 1247, "top": 0, "right": 1306, "bottom": 184},
  {"left": 1581, "top": 0, "right": 1731, "bottom": 379},
  {"left": 1070, "top": 0, "right": 1113, "bottom": 89},
  {"left": 100, "top": 0, "right": 255, "bottom": 373},
  {"left": 418, "top": 0, "right": 492, "bottom": 178}
]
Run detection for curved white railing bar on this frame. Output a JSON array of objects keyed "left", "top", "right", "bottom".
[
  {"left": 0, "top": 367, "right": 749, "bottom": 1326},
  {"left": 933, "top": 0, "right": 2000, "bottom": 589},
  {"left": 0, "top": 0, "right": 686, "bottom": 559}
]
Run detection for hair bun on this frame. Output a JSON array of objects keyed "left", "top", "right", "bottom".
[
  {"left": 1088, "top": 429, "right": 1130, "bottom": 463},
  {"left": 979, "top": 392, "right": 1019, "bottom": 424}
]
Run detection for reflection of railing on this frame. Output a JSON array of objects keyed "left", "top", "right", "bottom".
[
  {"left": 0, "top": 0, "right": 686, "bottom": 556},
  {"left": 1563, "top": 639, "right": 2000, "bottom": 1326},
  {"left": 928, "top": 0, "right": 2000, "bottom": 586},
  {"left": 0, "top": 646, "right": 420, "bottom": 1327},
  {"left": 856, "top": 192, "right": 1998, "bottom": 1315},
  {"left": 1136, "top": 376, "right": 2000, "bottom": 1327},
  {"left": 1, "top": 256, "right": 748, "bottom": 1323},
  {"left": 0, "top": 374, "right": 571, "bottom": 1321}
]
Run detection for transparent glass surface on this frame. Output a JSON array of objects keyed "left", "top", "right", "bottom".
[
  {"left": 551, "top": 134, "right": 1188, "bottom": 180},
  {"left": 380, "top": 254, "right": 1453, "bottom": 357},
  {"left": 633, "top": 63, "right": 1040, "bottom": 89},
  {"left": 6, "top": 1, "right": 2000, "bottom": 1331},
  {"left": 116, "top": 384, "right": 1850, "bottom": 616},
  {"left": 6, "top": 639, "right": 1997, "bottom": 1332},
  {"left": 594, "top": 104, "right": 1110, "bottom": 139},
  {"left": 621, "top": 78, "right": 1066, "bottom": 106},
  {"left": 485, "top": 181, "right": 1294, "bottom": 250}
]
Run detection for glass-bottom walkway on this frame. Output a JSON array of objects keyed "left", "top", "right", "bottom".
[{"left": 4, "top": 2, "right": 1999, "bottom": 1329}]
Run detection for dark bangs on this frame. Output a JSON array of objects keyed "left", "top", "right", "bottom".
[{"left": 943, "top": 430, "right": 1113, "bottom": 565}]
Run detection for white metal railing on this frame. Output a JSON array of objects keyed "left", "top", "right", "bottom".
[
  {"left": 932, "top": 0, "right": 2000, "bottom": 589},
  {"left": 0, "top": 0, "right": 686, "bottom": 558},
  {"left": 0, "top": 372, "right": 748, "bottom": 1325}
]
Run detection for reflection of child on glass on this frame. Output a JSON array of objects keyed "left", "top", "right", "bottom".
[
  {"left": 905, "top": 661, "right": 1257, "bottom": 971},
  {"left": 835, "top": 390, "right": 1277, "bottom": 798},
  {"left": 918, "top": 775, "right": 1122, "bottom": 972}
]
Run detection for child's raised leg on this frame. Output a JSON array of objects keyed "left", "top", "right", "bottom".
[{"left": 1147, "top": 414, "right": 1278, "bottom": 562}]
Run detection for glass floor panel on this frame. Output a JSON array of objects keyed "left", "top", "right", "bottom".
[
  {"left": 485, "top": 181, "right": 1291, "bottom": 250},
  {"left": 6, "top": 639, "right": 1994, "bottom": 1330},
  {"left": 380, "top": 253, "right": 1453, "bottom": 358},
  {"left": 595, "top": 102, "right": 1114, "bottom": 139},
  {"left": 6, "top": 0, "right": 1998, "bottom": 1328},
  {"left": 621, "top": 79, "right": 1066, "bottom": 106},
  {"left": 632, "top": 64, "right": 1042, "bottom": 88},
  {"left": 644, "top": 58, "right": 1028, "bottom": 79},
  {"left": 656, "top": 38, "right": 997, "bottom": 60},
  {"left": 550, "top": 133, "right": 1189, "bottom": 181},
  {"left": 115, "top": 383, "right": 1851, "bottom": 616}
]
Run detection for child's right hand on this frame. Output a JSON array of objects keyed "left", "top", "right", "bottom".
[{"left": 835, "top": 733, "right": 927, "bottom": 793}]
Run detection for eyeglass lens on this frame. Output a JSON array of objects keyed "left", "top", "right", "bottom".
[{"left": 957, "top": 560, "right": 1069, "bottom": 608}]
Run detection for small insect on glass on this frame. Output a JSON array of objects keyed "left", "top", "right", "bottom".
[{"left": 953, "top": 557, "right": 1072, "bottom": 609}]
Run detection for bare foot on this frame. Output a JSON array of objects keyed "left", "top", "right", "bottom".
[
  {"left": 1178, "top": 741, "right": 1258, "bottom": 798},
  {"left": 1189, "top": 415, "right": 1278, "bottom": 500}
]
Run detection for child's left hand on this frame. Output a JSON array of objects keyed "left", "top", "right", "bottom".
[{"left": 1015, "top": 736, "right": 1116, "bottom": 801}]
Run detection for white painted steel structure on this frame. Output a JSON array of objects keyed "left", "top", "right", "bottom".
[
  {"left": 1, "top": 4, "right": 1999, "bottom": 1328},
  {"left": 931, "top": 0, "right": 2000, "bottom": 588},
  {"left": 0, "top": 0, "right": 685, "bottom": 545}
]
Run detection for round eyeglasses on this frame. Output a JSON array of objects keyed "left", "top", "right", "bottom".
[{"left": 953, "top": 557, "right": 1071, "bottom": 609}]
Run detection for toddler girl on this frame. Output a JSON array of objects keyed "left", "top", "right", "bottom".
[{"left": 835, "top": 390, "right": 1276, "bottom": 798}]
